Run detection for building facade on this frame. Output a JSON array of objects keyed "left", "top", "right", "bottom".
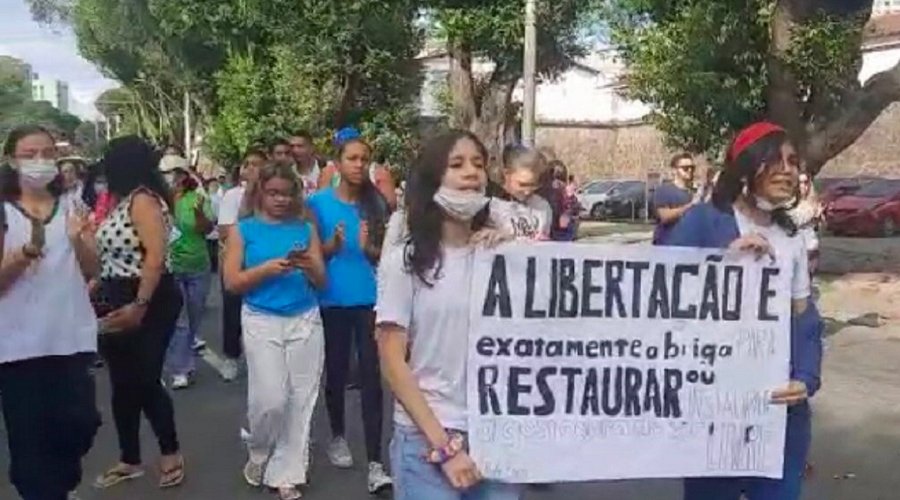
[
  {"left": 31, "top": 74, "right": 70, "bottom": 113},
  {"left": 874, "top": 0, "right": 900, "bottom": 16}
]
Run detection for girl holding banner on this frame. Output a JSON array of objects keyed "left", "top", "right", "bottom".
[
  {"left": 664, "top": 121, "right": 824, "bottom": 500},
  {"left": 376, "top": 130, "right": 519, "bottom": 500}
]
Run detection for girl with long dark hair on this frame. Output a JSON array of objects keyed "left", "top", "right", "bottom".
[
  {"left": 377, "top": 130, "right": 518, "bottom": 500},
  {"left": 664, "top": 122, "right": 823, "bottom": 500},
  {"left": 307, "top": 138, "right": 393, "bottom": 494},
  {"left": 223, "top": 163, "right": 326, "bottom": 500},
  {"left": 93, "top": 136, "right": 185, "bottom": 490},
  {"left": 0, "top": 125, "right": 100, "bottom": 500}
]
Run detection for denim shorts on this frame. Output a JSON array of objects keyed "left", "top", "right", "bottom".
[{"left": 390, "top": 425, "right": 523, "bottom": 500}]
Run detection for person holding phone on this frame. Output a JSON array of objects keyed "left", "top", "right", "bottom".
[
  {"left": 307, "top": 137, "right": 393, "bottom": 494},
  {"left": 0, "top": 125, "right": 101, "bottom": 500},
  {"left": 223, "top": 163, "right": 326, "bottom": 500},
  {"left": 162, "top": 165, "right": 214, "bottom": 389}
]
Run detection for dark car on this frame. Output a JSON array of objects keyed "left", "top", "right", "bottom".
[
  {"left": 825, "top": 179, "right": 900, "bottom": 237},
  {"left": 597, "top": 180, "right": 649, "bottom": 220}
]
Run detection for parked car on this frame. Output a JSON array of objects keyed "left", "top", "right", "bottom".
[
  {"left": 818, "top": 176, "right": 879, "bottom": 206},
  {"left": 576, "top": 180, "right": 621, "bottom": 219},
  {"left": 597, "top": 180, "right": 649, "bottom": 220},
  {"left": 824, "top": 179, "right": 900, "bottom": 237}
]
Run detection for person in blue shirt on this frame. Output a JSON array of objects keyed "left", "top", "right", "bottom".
[
  {"left": 663, "top": 122, "right": 823, "bottom": 500},
  {"left": 223, "top": 163, "right": 326, "bottom": 500},
  {"left": 653, "top": 152, "right": 697, "bottom": 244},
  {"left": 307, "top": 137, "right": 393, "bottom": 493}
]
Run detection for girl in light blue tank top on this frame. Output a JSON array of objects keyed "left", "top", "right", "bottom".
[{"left": 221, "top": 164, "right": 327, "bottom": 498}]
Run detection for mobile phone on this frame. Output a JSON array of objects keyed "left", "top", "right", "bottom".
[{"left": 287, "top": 242, "right": 308, "bottom": 261}]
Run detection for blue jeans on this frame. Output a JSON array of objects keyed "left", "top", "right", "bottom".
[
  {"left": 390, "top": 425, "right": 522, "bottom": 500},
  {"left": 683, "top": 403, "right": 812, "bottom": 500},
  {"left": 164, "top": 271, "right": 211, "bottom": 377}
]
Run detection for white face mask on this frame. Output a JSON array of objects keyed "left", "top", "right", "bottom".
[
  {"left": 433, "top": 187, "right": 490, "bottom": 221},
  {"left": 94, "top": 181, "right": 108, "bottom": 195},
  {"left": 754, "top": 195, "right": 795, "bottom": 212},
  {"left": 16, "top": 159, "right": 58, "bottom": 189}
]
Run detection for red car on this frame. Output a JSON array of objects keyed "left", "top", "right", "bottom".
[{"left": 825, "top": 179, "right": 900, "bottom": 237}]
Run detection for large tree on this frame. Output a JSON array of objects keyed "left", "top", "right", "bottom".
[
  {"left": 428, "top": 0, "right": 600, "bottom": 160},
  {"left": 28, "top": 0, "right": 423, "bottom": 164},
  {"left": 609, "top": 0, "right": 894, "bottom": 174}
]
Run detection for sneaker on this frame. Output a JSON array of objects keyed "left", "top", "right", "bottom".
[
  {"left": 192, "top": 338, "right": 207, "bottom": 351},
  {"left": 367, "top": 462, "right": 392, "bottom": 494},
  {"left": 327, "top": 437, "right": 353, "bottom": 468},
  {"left": 243, "top": 459, "right": 264, "bottom": 487},
  {"left": 171, "top": 374, "right": 190, "bottom": 390},
  {"left": 220, "top": 358, "right": 240, "bottom": 382}
]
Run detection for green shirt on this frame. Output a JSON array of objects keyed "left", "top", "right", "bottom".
[{"left": 169, "top": 191, "right": 213, "bottom": 273}]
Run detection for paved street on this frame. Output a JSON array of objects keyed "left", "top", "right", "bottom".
[{"left": 2, "top": 266, "right": 900, "bottom": 499}]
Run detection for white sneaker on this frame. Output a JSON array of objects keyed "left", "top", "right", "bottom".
[
  {"left": 327, "top": 437, "right": 353, "bottom": 468},
  {"left": 220, "top": 358, "right": 239, "bottom": 382},
  {"left": 192, "top": 338, "right": 207, "bottom": 351},
  {"left": 171, "top": 374, "right": 190, "bottom": 390},
  {"left": 367, "top": 462, "right": 392, "bottom": 494},
  {"left": 243, "top": 459, "right": 264, "bottom": 487}
]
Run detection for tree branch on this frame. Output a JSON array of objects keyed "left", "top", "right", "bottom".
[{"left": 806, "top": 60, "right": 900, "bottom": 175}]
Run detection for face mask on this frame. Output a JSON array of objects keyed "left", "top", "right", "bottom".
[
  {"left": 754, "top": 195, "right": 795, "bottom": 212},
  {"left": 433, "top": 187, "right": 490, "bottom": 221},
  {"left": 164, "top": 173, "right": 176, "bottom": 187},
  {"left": 94, "top": 182, "right": 108, "bottom": 195},
  {"left": 16, "top": 159, "right": 58, "bottom": 189}
]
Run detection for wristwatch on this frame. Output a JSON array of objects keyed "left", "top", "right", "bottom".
[
  {"left": 133, "top": 297, "right": 151, "bottom": 308},
  {"left": 425, "top": 432, "right": 466, "bottom": 464}
]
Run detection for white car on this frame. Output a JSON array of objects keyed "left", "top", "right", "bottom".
[{"left": 577, "top": 180, "right": 621, "bottom": 219}]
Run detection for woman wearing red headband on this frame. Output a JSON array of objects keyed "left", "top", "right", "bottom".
[{"left": 663, "top": 122, "right": 823, "bottom": 500}]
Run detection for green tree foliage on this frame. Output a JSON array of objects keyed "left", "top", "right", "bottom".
[
  {"left": 608, "top": 0, "right": 893, "bottom": 173},
  {"left": 29, "top": 0, "right": 423, "bottom": 165},
  {"left": 0, "top": 56, "right": 81, "bottom": 143}
]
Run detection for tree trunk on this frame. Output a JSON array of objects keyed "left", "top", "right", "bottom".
[
  {"left": 767, "top": 1, "right": 808, "bottom": 149},
  {"left": 447, "top": 38, "right": 518, "bottom": 174}
]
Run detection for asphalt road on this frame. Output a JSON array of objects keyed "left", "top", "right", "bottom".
[{"left": 0, "top": 278, "right": 897, "bottom": 500}]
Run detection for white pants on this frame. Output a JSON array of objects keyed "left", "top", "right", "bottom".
[{"left": 242, "top": 306, "right": 324, "bottom": 488}]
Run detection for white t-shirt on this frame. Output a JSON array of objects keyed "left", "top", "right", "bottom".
[
  {"left": 734, "top": 209, "right": 811, "bottom": 300},
  {"left": 0, "top": 201, "right": 98, "bottom": 364},
  {"left": 488, "top": 196, "right": 552, "bottom": 240},
  {"left": 376, "top": 245, "right": 474, "bottom": 430},
  {"left": 217, "top": 185, "right": 246, "bottom": 226}
]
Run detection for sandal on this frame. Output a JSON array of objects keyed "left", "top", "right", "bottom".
[
  {"left": 159, "top": 457, "right": 185, "bottom": 488},
  {"left": 94, "top": 464, "right": 145, "bottom": 489},
  {"left": 276, "top": 486, "right": 302, "bottom": 500}
]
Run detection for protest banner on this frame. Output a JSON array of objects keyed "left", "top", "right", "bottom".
[{"left": 467, "top": 242, "right": 792, "bottom": 483}]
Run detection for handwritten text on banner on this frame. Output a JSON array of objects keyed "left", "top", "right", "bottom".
[{"left": 466, "top": 242, "right": 791, "bottom": 483}]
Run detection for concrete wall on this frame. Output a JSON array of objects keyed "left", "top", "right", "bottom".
[{"left": 536, "top": 101, "right": 900, "bottom": 182}]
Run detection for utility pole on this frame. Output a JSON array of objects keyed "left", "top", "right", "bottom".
[
  {"left": 183, "top": 90, "right": 192, "bottom": 162},
  {"left": 521, "top": 0, "right": 537, "bottom": 146}
]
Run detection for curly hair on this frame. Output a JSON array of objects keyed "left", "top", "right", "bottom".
[{"left": 240, "top": 163, "right": 307, "bottom": 220}]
